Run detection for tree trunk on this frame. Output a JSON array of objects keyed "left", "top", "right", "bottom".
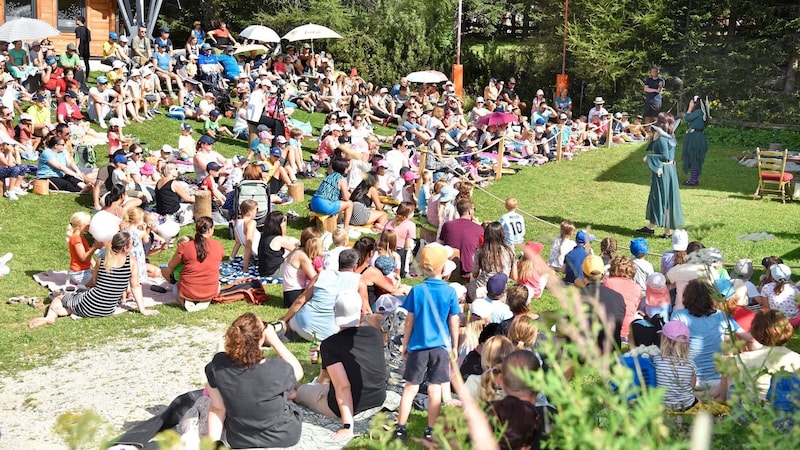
[{"left": 784, "top": 43, "right": 798, "bottom": 95}]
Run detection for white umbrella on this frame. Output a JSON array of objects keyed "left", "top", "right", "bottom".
[
  {"left": 240, "top": 25, "right": 281, "bottom": 44},
  {"left": 0, "top": 17, "right": 60, "bottom": 42},
  {"left": 282, "top": 23, "right": 342, "bottom": 42},
  {"left": 233, "top": 44, "right": 269, "bottom": 56},
  {"left": 406, "top": 70, "right": 449, "bottom": 84}
]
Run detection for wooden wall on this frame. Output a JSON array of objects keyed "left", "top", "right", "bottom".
[{"left": 2, "top": 0, "right": 115, "bottom": 57}]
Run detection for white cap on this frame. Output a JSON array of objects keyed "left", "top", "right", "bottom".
[
  {"left": 130, "top": 68, "right": 141, "bottom": 77},
  {"left": 559, "top": 113, "right": 567, "bottom": 119},
  {"left": 112, "top": 60, "right": 125, "bottom": 69},
  {"left": 161, "top": 144, "right": 176, "bottom": 153},
  {"left": 19, "top": 113, "right": 33, "bottom": 122},
  {"left": 374, "top": 294, "right": 400, "bottom": 314},
  {"left": 614, "top": 112, "right": 623, "bottom": 119},
  {"left": 476, "top": 96, "right": 485, "bottom": 103},
  {"left": 119, "top": 35, "right": 129, "bottom": 43},
  {"left": 535, "top": 126, "right": 545, "bottom": 133},
  {"left": 536, "top": 89, "right": 544, "bottom": 95},
  {"left": 380, "top": 87, "right": 388, "bottom": 93},
  {"left": 334, "top": 290, "right": 362, "bottom": 327},
  {"left": 330, "top": 124, "right": 343, "bottom": 131},
  {"left": 449, "top": 282, "right": 467, "bottom": 300},
  {"left": 470, "top": 298, "right": 493, "bottom": 318},
  {"left": 108, "top": 117, "right": 125, "bottom": 128}
]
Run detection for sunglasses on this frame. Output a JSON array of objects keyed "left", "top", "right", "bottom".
[{"left": 133, "top": 152, "right": 143, "bottom": 155}]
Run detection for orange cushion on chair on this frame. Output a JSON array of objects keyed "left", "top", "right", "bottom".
[{"left": 761, "top": 172, "right": 794, "bottom": 181}]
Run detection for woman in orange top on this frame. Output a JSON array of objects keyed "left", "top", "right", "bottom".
[{"left": 161, "top": 216, "right": 224, "bottom": 311}]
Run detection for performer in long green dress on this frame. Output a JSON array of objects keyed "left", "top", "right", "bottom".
[
  {"left": 636, "top": 112, "right": 685, "bottom": 239},
  {"left": 681, "top": 96, "right": 709, "bottom": 186}
]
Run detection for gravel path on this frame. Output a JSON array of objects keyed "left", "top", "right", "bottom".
[{"left": 0, "top": 325, "right": 397, "bottom": 449}]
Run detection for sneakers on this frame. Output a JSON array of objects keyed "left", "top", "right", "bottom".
[
  {"left": 4, "top": 191, "right": 18, "bottom": 201},
  {"left": 424, "top": 426, "right": 433, "bottom": 441},
  {"left": 394, "top": 425, "right": 407, "bottom": 442},
  {"left": 12, "top": 188, "right": 27, "bottom": 196},
  {"left": 99, "top": 120, "right": 107, "bottom": 129}
]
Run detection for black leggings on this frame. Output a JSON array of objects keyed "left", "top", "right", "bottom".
[{"left": 44, "top": 175, "right": 83, "bottom": 192}]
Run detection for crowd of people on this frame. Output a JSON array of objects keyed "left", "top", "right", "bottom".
[{"left": 3, "top": 22, "right": 797, "bottom": 450}]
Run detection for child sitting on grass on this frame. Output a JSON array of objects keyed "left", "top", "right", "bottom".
[
  {"left": 395, "top": 245, "right": 460, "bottom": 442},
  {"left": 204, "top": 109, "right": 234, "bottom": 140},
  {"left": 548, "top": 220, "right": 576, "bottom": 272},
  {"left": 653, "top": 320, "right": 699, "bottom": 411},
  {"left": 66, "top": 211, "right": 100, "bottom": 286}
]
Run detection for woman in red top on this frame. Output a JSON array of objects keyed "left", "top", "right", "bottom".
[{"left": 161, "top": 216, "right": 224, "bottom": 311}]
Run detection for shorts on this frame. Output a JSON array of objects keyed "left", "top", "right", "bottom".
[
  {"left": 310, "top": 195, "right": 340, "bottom": 215},
  {"left": 644, "top": 99, "right": 662, "bottom": 118},
  {"left": 350, "top": 202, "right": 371, "bottom": 226},
  {"left": 403, "top": 347, "right": 450, "bottom": 385},
  {"left": 67, "top": 269, "right": 93, "bottom": 286},
  {"left": 295, "top": 383, "right": 337, "bottom": 417},
  {"left": 283, "top": 288, "right": 304, "bottom": 308}
]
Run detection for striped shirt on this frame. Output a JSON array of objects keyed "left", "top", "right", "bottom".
[
  {"left": 499, "top": 211, "right": 525, "bottom": 245},
  {"left": 314, "top": 172, "right": 343, "bottom": 202},
  {"left": 64, "top": 255, "right": 131, "bottom": 318},
  {"left": 653, "top": 355, "right": 697, "bottom": 410}
]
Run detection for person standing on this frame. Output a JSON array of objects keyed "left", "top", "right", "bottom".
[
  {"left": 681, "top": 96, "right": 709, "bottom": 186},
  {"left": 74, "top": 17, "right": 91, "bottom": 75},
  {"left": 637, "top": 113, "right": 685, "bottom": 239},
  {"left": 643, "top": 67, "right": 664, "bottom": 125}
]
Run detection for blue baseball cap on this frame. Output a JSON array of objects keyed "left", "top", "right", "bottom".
[
  {"left": 201, "top": 43, "right": 212, "bottom": 50},
  {"left": 180, "top": 122, "right": 192, "bottom": 132},
  {"left": 45, "top": 55, "right": 57, "bottom": 66},
  {"left": 206, "top": 162, "right": 222, "bottom": 172},
  {"left": 576, "top": 230, "right": 595, "bottom": 245},
  {"left": 270, "top": 146, "right": 282, "bottom": 157},
  {"left": 109, "top": 32, "right": 118, "bottom": 40},
  {"left": 113, "top": 154, "right": 129, "bottom": 164},
  {"left": 96, "top": 76, "right": 108, "bottom": 85},
  {"left": 161, "top": 26, "right": 170, "bottom": 32},
  {"left": 629, "top": 238, "right": 649, "bottom": 258},
  {"left": 198, "top": 135, "right": 215, "bottom": 145}
]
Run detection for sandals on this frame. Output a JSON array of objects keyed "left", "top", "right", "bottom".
[
  {"left": 6, "top": 295, "right": 44, "bottom": 309},
  {"left": 635, "top": 227, "right": 655, "bottom": 235}
]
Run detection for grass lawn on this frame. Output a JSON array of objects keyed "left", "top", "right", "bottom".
[{"left": 1, "top": 105, "right": 800, "bottom": 446}]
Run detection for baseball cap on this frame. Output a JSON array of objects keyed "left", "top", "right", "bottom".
[
  {"left": 614, "top": 112, "right": 623, "bottom": 119},
  {"left": 276, "top": 135, "right": 287, "bottom": 144},
  {"left": 373, "top": 159, "right": 389, "bottom": 169},
  {"left": 209, "top": 109, "right": 220, "bottom": 117},
  {"left": 180, "top": 122, "right": 192, "bottom": 132},
  {"left": 575, "top": 230, "right": 595, "bottom": 245},
  {"left": 198, "top": 135, "right": 215, "bottom": 145},
  {"left": 714, "top": 278, "right": 736, "bottom": 300},
  {"left": 420, "top": 245, "right": 448, "bottom": 274},
  {"left": 258, "top": 130, "right": 274, "bottom": 140},
  {"left": 109, "top": 32, "right": 119, "bottom": 40},
  {"left": 112, "top": 60, "right": 124, "bottom": 69},
  {"left": 161, "top": 26, "right": 170, "bottom": 32},
  {"left": 524, "top": 241, "right": 544, "bottom": 255},
  {"left": 31, "top": 93, "right": 46, "bottom": 101},
  {"left": 403, "top": 171, "right": 419, "bottom": 182},
  {"left": 119, "top": 35, "right": 129, "bottom": 43},
  {"left": 374, "top": 255, "right": 396, "bottom": 275},
  {"left": 113, "top": 154, "right": 129, "bottom": 164},
  {"left": 69, "top": 109, "right": 84, "bottom": 120},
  {"left": 108, "top": 117, "right": 124, "bottom": 128},
  {"left": 270, "top": 146, "right": 282, "bottom": 157},
  {"left": 374, "top": 294, "right": 400, "bottom": 314},
  {"left": 204, "top": 92, "right": 216, "bottom": 99},
  {"left": 130, "top": 68, "right": 141, "bottom": 77},
  {"left": 470, "top": 299, "right": 493, "bottom": 318},
  {"left": 45, "top": 55, "right": 57, "bottom": 66},
  {"left": 671, "top": 229, "right": 688, "bottom": 251},
  {"left": 486, "top": 273, "right": 509, "bottom": 297},
  {"left": 201, "top": 43, "right": 212, "bottom": 50},
  {"left": 770, "top": 263, "right": 792, "bottom": 282},
  {"left": 334, "top": 290, "right": 362, "bottom": 327},
  {"left": 629, "top": 237, "right": 649, "bottom": 258},
  {"left": 96, "top": 76, "right": 108, "bottom": 85},
  {"left": 330, "top": 124, "right": 343, "bottom": 132},
  {"left": 476, "top": 96, "right": 485, "bottom": 103},
  {"left": 140, "top": 163, "right": 155, "bottom": 175},
  {"left": 161, "top": 144, "right": 176, "bottom": 154},
  {"left": 226, "top": 45, "right": 234, "bottom": 52},
  {"left": 19, "top": 113, "right": 33, "bottom": 122},
  {"left": 66, "top": 43, "right": 77, "bottom": 51},
  {"left": 582, "top": 255, "right": 605, "bottom": 277},
  {"left": 450, "top": 282, "right": 467, "bottom": 301},
  {"left": 559, "top": 113, "right": 568, "bottom": 120},
  {"left": 206, "top": 161, "right": 223, "bottom": 172},
  {"left": 536, "top": 89, "right": 544, "bottom": 95},
  {"left": 659, "top": 320, "right": 690, "bottom": 343},
  {"left": 731, "top": 259, "right": 754, "bottom": 281}
]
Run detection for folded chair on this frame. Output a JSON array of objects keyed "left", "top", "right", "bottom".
[{"left": 754, "top": 147, "right": 793, "bottom": 203}]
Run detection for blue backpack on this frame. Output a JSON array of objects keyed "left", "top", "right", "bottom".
[{"left": 766, "top": 369, "right": 800, "bottom": 414}]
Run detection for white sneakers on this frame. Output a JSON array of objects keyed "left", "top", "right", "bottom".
[{"left": 4, "top": 191, "right": 18, "bottom": 201}]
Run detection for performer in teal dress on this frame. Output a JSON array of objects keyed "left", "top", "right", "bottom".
[
  {"left": 681, "top": 96, "right": 709, "bottom": 186},
  {"left": 636, "top": 113, "right": 685, "bottom": 239}
]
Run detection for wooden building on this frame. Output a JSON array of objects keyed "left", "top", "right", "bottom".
[{"left": 2, "top": 0, "right": 117, "bottom": 56}]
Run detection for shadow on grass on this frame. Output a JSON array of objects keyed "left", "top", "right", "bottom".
[{"left": 594, "top": 139, "right": 758, "bottom": 196}]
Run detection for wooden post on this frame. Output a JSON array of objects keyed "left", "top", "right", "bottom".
[
  {"left": 194, "top": 189, "right": 212, "bottom": 220},
  {"left": 495, "top": 135, "right": 506, "bottom": 180},
  {"left": 556, "top": 124, "right": 563, "bottom": 161},
  {"left": 416, "top": 147, "right": 428, "bottom": 194}
]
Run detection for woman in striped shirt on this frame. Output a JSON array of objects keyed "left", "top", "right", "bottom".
[{"left": 29, "top": 231, "right": 158, "bottom": 328}]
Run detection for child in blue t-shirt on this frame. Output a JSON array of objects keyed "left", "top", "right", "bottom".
[
  {"left": 499, "top": 197, "right": 525, "bottom": 247},
  {"left": 394, "top": 245, "right": 460, "bottom": 442}
]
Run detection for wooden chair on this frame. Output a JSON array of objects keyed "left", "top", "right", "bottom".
[{"left": 754, "top": 147, "right": 793, "bottom": 203}]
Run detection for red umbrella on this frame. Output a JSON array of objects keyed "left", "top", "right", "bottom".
[{"left": 476, "top": 111, "right": 519, "bottom": 127}]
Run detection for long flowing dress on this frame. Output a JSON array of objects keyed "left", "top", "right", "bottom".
[
  {"left": 681, "top": 109, "right": 709, "bottom": 176},
  {"left": 646, "top": 133, "right": 685, "bottom": 229}
]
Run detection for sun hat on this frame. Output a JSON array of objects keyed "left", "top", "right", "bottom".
[
  {"left": 420, "top": 245, "right": 448, "bottom": 273},
  {"left": 731, "top": 259, "right": 754, "bottom": 281},
  {"left": 645, "top": 273, "right": 670, "bottom": 306},
  {"left": 629, "top": 237, "right": 649, "bottom": 258},
  {"left": 438, "top": 185, "right": 457, "bottom": 203},
  {"left": 140, "top": 163, "right": 155, "bottom": 175},
  {"left": 112, "top": 60, "right": 125, "bottom": 69},
  {"left": 374, "top": 255, "right": 396, "bottom": 276},
  {"left": 470, "top": 299, "right": 493, "bottom": 318},
  {"left": 334, "top": 290, "right": 362, "bottom": 327},
  {"left": 659, "top": 320, "right": 690, "bottom": 343},
  {"left": 374, "top": 294, "right": 401, "bottom": 314},
  {"left": 130, "top": 68, "right": 141, "bottom": 77},
  {"left": 593, "top": 96, "right": 605, "bottom": 104},
  {"left": 476, "top": 96, "right": 485, "bottom": 103},
  {"left": 524, "top": 241, "right": 544, "bottom": 255},
  {"left": 19, "top": 113, "right": 33, "bottom": 122},
  {"left": 582, "top": 255, "right": 605, "bottom": 277},
  {"left": 714, "top": 278, "right": 736, "bottom": 300},
  {"left": 671, "top": 229, "right": 688, "bottom": 251},
  {"left": 770, "top": 263, "right": 792, "bottom": 282}
]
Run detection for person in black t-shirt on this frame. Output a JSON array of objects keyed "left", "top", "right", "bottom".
[
  {"left": 643, "top": 67, "right": 665, "bottom": 124},
  {"left": 205, "top": 313, "right": 304, "bottom": 449},
  {"left": 500, "top": 77, "right": 527, "bottom": 113},
  {"left": 295, "top": 290, "right": 387, "bottom": 442},
  {"left": 74, "top": 17, "right": 91, "bottom": 74}
]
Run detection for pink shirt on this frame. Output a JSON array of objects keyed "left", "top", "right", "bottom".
[
  {"left": 603, "top": 277, "right": 641, "bottom": 339},
  {"left": 317, "top": 135, "right": 339, "bottom": 160},
  {"left": 385, "top": 218, "right": 416, "bottom": 249}
]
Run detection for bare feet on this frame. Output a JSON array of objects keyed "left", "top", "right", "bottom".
[{"left": 28, "top": 316, "right": 54, "bottom": 328}]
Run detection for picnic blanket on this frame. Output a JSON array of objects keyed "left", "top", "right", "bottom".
[{"left": 32, "top": 270, "right": 177, "bottom": 310}]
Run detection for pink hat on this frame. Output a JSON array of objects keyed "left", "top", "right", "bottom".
[
  {"left": 403, "top": 171, "right": 420, "bottom": 182},
  {"left": 659, "top": 320, "right": 690, "bottom": 343},
  {"left": 140, "top": 163, "right": 155, "bottom": 175}
]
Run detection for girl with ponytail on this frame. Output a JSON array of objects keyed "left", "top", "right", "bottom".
[{"left": 464, "top": 335, "right": 514, "bottom": 402}]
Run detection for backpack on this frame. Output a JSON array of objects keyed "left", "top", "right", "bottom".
[
  {"left": 211, "top": 278, "right": 269, "bottom": 305},
  {"left": 767, "top": 369, "right": 800, "bottom": 414}
]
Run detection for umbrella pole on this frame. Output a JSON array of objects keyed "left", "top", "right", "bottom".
[{"left": 496, "top": 135, "right": 506, "bottom": 180}]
